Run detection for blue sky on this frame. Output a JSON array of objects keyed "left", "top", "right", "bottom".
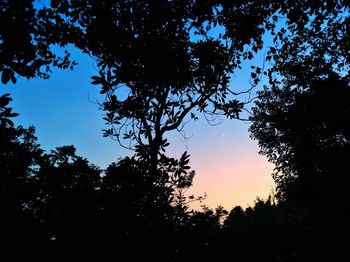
[{"left": 3, "top": 48, "right": 131, "bottom": 166}]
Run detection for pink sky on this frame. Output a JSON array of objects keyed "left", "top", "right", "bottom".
[{"left": 167, "top": 117, "right": 275, "bottom": 211}]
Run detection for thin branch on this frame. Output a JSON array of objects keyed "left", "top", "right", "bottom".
[{"left": 162, "top": 91, "right": 213, "bottom": 134}]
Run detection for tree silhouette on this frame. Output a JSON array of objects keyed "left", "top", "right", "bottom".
[
  {"left": 0, "top": 123, "right": 48, "bottom": 256},
  {"left": 97, "top": 157, "right": 176, "bottom": 260},
  {"left": 35, "top": 145, "right": 102, "bottom": 255},
  {"left": 250, "top": 71, "right": 350, "bottom": 202},
  {"left": 250, "top": 68, "right": 350, "bottom": 260},
  {"left": 45, "top": 0, "right": 285, "bottom": 177}
]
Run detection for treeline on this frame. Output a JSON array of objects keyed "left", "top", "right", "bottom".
[{"left": 1, "top": 81, "right": 349, "bottom": 261}]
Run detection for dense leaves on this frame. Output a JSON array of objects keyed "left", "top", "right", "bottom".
[
  {"left": 0, "top": 120, "right": 218, "bottom": 260},
  {"left": 0, "top": 93, "right": 18, "bottom": 127},
  {"left": 250, "top": 71, "right": 350, "bottom": 202},
  {"left": 43, "top": 0, "right": 281, "bottom": 169},
  {"left": 0, "top": 0, "right": 78, "bottom": 82}
]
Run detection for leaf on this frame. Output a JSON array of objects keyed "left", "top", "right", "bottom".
[
  {"left": 10, "top": 71, "right": 16, "bottom": 84},
  {"left": 91, "top": 76, "right": 102, "bottom": 85},
  {"left": 0, "top": 93, "right": 12, "bottom": 107},
  {"left": 1, "top": 70, "right": 10, "bottom": 84},
  {"left": 8, "top": 112, "right": 19, "bottom": 117},
  {"left": 5, "top": 118, "right": 14, "bottom": 127}
]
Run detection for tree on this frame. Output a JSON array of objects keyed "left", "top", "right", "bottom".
[
  {"left": 250, "top": 70, "right": 350, "bottom": 259},
  {"left": 246, "top": 0, "right": 350, "bottom": 201},
  {"left": 35, "top": 145, "right": 102, "bottom": 255},
  {"left": 98, "top": 157, "right": 172, "bottom": 260},
  {"left": 0, "top": 120, "right": 48, "bottom": 255},
  {"left": 172, "top": 205, "right": 227, "bottom": 261},
  {"left": 250, "top": 70, "right": 350, "bottom": 202},
  {"left": 1, "top": 2, "right": 279, "bottom": 219},
  {"left": 44, "top": 0, "right": 284, "bottom": 172}
]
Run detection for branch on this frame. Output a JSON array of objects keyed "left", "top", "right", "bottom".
[
  {"left": 161, "top": 90, "right": 213, "bottom": 134},
  {"left": 161, "top": 104, "right": 196, "bottom": 134}
]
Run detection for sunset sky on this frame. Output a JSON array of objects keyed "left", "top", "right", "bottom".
[{"left": 2, "top": 47, "right": 274, "bottom": 211}]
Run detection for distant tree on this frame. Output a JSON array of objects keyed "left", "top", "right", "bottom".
[
  {"left": 220, "top": 197, "right": 299, "bottom": 261},
  {"left": 0, "top": 120, "right": 47, "bottom": 255},
  {"left": 35, "top": 145, "right": 102, "bottom": 254},
  {"left": 172, "top": 205, "right": 227, "bottom": 261},
  {"left": 97, "top": 157, "right": 169, "bottom": 260}
]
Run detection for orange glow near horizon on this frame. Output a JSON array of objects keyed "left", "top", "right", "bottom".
[
  {"left": 167, "top": 118, "right": 275, "bottom": 212},
  {"left": 188, "top": 148, "right": 274, "bottom": 211}
]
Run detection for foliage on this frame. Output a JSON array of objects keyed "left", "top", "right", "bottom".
[
  {"left": 0, "top": 123, "right": 46, "bottom": 255},
  {"left": 250, "top": 71, "right": 350, "bottom": 202},
  {"left": 44, "top": 0, "right": 282, "bottom": 170},
  {"left": 0, "top": 93, "right": 18, "bottom": 127},
  {"left": 268, "top": 1, "right": 350, "bottom": 83},
  {"left": 0, "top": 0, "right": 78, "bottom": 83}
]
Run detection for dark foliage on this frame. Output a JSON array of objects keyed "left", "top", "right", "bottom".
[
  {"left": 0, "top": 123, "right": 47, "bottom": 256},
  {"left": 251, "top": 72, "right": 350, "bottom": 202},
  {"left": 0, "top": 120, "right": 220, "bottom": 260},
  {"left": 0, "top": 0, "right": 78, "bottom": 83}
]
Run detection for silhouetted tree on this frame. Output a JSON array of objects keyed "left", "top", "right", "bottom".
[
  {"left": 248, "top": 4, "right": 350, "bottom": 260},
  {"left": 171, "top": 205, "right": 227, "bottom": 261},
  {"left": 250, "top": 69, "right": 350, "bottom": 260},
  {"left": 250, "top": 71, "right": 350, "bottom": 202},
  {"left": 96, "top": 157, "right": 171, "bottom": 260},
  {"left": 220, "top": 198, "right": 301, "bottom": 262},
  {"left": 35, "top": 145, "right": 102, "bottom": 255},
  {"left": 0, "top": 121, "right": 48, "bottom": 255},
  {"left": 45, "top": 0, "right": 286, "bottom": 178}
]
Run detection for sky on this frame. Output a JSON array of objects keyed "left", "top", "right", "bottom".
[{"left": 2, "top": 47, "right": 274, "bottom": 212}]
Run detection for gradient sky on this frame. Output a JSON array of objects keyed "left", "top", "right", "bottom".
[{"left": 2, "top": 47, "right": 275, "bottom": 211}]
